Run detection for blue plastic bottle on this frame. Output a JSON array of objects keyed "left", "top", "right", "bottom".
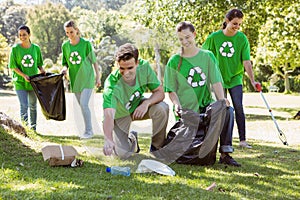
[{"left": 106, "top": 166, "right": 131, "bottom": 176}]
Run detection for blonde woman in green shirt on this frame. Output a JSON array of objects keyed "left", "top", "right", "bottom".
[
  {"left": 9, "top": 25, "right": 45, "bottom": 131},
  {"left": 61, "top": 20, "right": 101, "bottom": 139},
  {"left": 202, "top": 9, "right": 260, "bottom": 149}
]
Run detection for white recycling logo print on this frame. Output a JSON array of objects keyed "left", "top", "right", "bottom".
[
  {"left": 125, "top": 91, "right": 141, "bottom": 110},
  {"left": 21, "top": 54, "right": 34, "bottom": 67},
  {"left": 219, "top": 41, "right": 235, "bottom": 57},
  {"left": 187, "top": 66, "right": 206, "bottom": 88},
  {"left": 69, "top": 51, "right": 82, "bottom": 65}
]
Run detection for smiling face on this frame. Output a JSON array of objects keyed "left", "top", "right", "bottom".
[
  {"left": 65, "top": 26, "right": 79, "bottom": 41},
  {"left": 18, "top": 29, "right": 30, "bottom": 43},
  {"left": 118, "top": 57, "right": 138, "bottom": 85},
  {"left": 225, "top": 17, "right": 243, "bottom": 35},
  {"left": 177, "top": 28, "right": 196, "bottom": 51}
]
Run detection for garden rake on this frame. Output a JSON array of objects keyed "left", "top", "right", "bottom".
[{"left": 255, "top": 83, "right": 288, "bottom": 146}]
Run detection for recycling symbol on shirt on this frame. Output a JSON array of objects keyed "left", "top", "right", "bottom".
[
  {"left": 69, "top": 51, "right": 82, "bottom": 65},
  {"left": 21, "top": 54, "right": 34, "bottom": 67},
  {"left": 187, "top": 66, "right": 206, "bottom": 88},
  {"left": 125, "top": 91, "right": 141, "bottom": 110},
  {"left": 219, "top": 41, "right": 235, "bottom": 57}
]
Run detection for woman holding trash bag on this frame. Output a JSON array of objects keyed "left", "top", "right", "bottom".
[
  {"left": 202, "top": 9, "right": 260, "bottom": 148},
  {"left": 61, "top": 20, "right": 101, "bottom": 139},
  {"left": 164, "top": 21, "right": 241, "bottom": 166},
  {"left": 8, "top": 25, "right": 45, "bottom": 131}
]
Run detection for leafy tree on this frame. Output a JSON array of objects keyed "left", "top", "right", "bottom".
[
  {"left": 0, "top": 0, "right": 13, "bottom": 34},
  {"left": 0, "top": 0, "right": 27, "bottom": 46},
  {"left": 42, "top": 0, "right": 105, "bottom": 11},
  {"left": 134, "top": 0, "right": 300, "bottom": 92},
  {"left": 0, "top": 33, "right": 9, "bottom": 73},
  {"left": 94, "top": 36, "right": 117, "bottom": 91},
  {"left": 103, "top": 0, "right": 129, "bottom": 10},
  {"left": 26, "top": 2, "right": 72, "bottom": 63},
  {"left": 71, "top": 7, "right": 127, "bottom": 46},
  {"left": 71, "top": 6, "right": 131, "bottom": 88},
  {"left": 255, "top": 1, "right": 300, "bottom": 93}
]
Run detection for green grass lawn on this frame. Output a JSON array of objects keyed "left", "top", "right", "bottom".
[{"left": 0, "top": 127, "right": 299, "bottom": 200}]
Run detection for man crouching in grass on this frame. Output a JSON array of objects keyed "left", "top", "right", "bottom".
[{"left": 102, "top": 43, "right": 169, "bottom": 158}]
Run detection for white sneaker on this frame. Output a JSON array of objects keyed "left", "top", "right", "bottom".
[
  {"left": 128, "top": 131, "right": 140, "bottom": 153},
  {"left": 239, "top": 141, "right": 252, "bottom": 149},
  {"left": 80, "top": 131, "right": 93, "bottom": 139}
]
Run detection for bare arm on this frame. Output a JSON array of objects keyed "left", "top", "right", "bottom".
[
  {"left": 13, "top": 68, "right": 30, "bottom": 82},
  {"left": 243, "top": 60, "right": 259, "bottom": 90},
  {"left": 132, "top": 85, "right": 165, "bottom": 119},
  {"left": 103, "top": 108, "right": 116, "bottom": 156},
  {"left": 93, "top": 63, "right": 101, "bottom": 87},
  {"left": 212, "top": 82, "right": 230, "bottom": 106},
  {"left": 168, "top": 92, "right": 182, "bottom": 115}
]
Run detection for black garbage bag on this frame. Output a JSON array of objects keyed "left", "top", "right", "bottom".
[
  {"left": 152, "top": 100, "right": 227, "bottom": 165},
  {"left": 30, "top": 73, "right": 66, "bottom": 121}
]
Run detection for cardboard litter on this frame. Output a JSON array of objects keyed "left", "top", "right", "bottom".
[{"left": 41, "top": 145, "right": 78, "bottom": 166}]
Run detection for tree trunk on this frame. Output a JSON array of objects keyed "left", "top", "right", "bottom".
[{"left": 284, "top": 62, "right": 290, "bottom": 93}]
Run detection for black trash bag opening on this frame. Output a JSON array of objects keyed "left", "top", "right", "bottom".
[
  {"left": 30, "top": 73, "right": 66, "bottom": 121},
  {"left": 151, "top": 100, "right": 227, "bottom": 166}
]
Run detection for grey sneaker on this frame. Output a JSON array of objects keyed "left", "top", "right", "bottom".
[
  {"left": 80, "top": 131, "right": 93, "bottom": 139},
  {"left": 239, "top": 141, "right": 252, "bottom": 149}
]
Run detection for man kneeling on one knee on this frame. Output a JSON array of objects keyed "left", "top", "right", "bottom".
[{"left": 102, "top": 43, "right": 169, "bottom": 158}]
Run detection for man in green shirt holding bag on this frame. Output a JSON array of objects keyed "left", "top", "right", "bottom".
[{"left": 102, "top": 43, "right": 169, "bottom": 158}]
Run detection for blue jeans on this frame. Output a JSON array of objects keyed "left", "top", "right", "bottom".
[
  {"left": 75, "top": 89, "right": 93, "bottom": 134},
  {"left": 219, "top": 106, "right": 234, "bottom": 153},
  {"left": 16, "top": 90, "right": 37, "bottom": 130},
  {"left": 225, "top": 85, "right": 246, "bottom": 141}
]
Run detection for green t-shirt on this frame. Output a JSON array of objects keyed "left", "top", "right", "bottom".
[
  {"left": 164, "top": 49, "right": 223, "bottom": 112},
  {"left": 62, "top": 38, "right": 97, "bottom": 92},
  {"left": 202, "top": 30, "right": 250, "bottom": 88},
  {"left": 9, "top": 43, "right": 43, "bottom": 91},
  {"left": 103, "top": 59, "right": 160, "bottom": 119}
]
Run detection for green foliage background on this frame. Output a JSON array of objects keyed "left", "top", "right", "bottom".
[{"left": 0, "top": 0, "right": 299, "bottom": 92}]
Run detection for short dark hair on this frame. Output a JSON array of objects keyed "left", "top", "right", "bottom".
[
  {"left": 176, "top": 21, "right": 195, "bottom": 33},
  {"left": 18, "top": 25, "right": 30, "bottom": 34},
  {"left": 223, "top": 9, "right": 244, "bottom": 29},
  {"left": 115, "top": 43, "right": 139, "bottom": 62}
]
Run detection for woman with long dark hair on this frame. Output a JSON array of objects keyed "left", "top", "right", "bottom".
[
  {"left": 9, "top": 25, "right": 45, "bottom": 131},
  {"left": 202, "top": 9, "right": 260, "bottom": 149}
]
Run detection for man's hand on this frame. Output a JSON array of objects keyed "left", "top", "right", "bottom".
[
  {"left": 103, "top": 139, "right": 115, "bottom": 156},
  {"left": 132, "top": 100, "right": 150, "bottom": 120}
]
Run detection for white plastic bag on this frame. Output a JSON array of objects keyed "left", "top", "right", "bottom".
[{"left": 136, "top": 159, "right": 175, "bottom": 176}]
